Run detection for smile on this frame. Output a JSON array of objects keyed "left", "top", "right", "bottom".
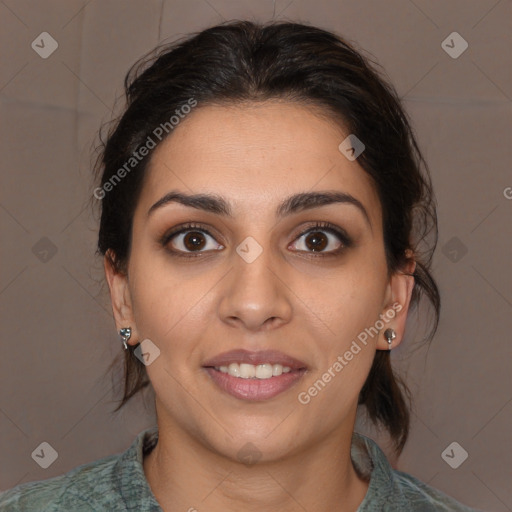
[
  {"left": 202, "top": 348, "right": 308, "bottom": 401},
  {"left": 203, "top": 366, "right": 307, "bottom": 401},
  {"left": 214, "top": 362, "right": 291, "bottom": 379}
]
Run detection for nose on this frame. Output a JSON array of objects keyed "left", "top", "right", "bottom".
[{"left": 218, "top": 239, "right": 293, "bottom": 332}]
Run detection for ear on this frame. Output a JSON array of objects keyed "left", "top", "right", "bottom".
[
  {"left": 376, "top": 257, "right": 416, "bottom": 351},
  {"left": 104, "top": 250, "right": 139, "bottom": 347}
]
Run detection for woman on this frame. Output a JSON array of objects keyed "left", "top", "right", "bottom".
[{"left": 0, "top": 20, "right": 483, "bottom": 511}]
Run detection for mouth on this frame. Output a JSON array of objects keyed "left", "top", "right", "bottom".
[{"left": 202, "top": 349, "right": 308, "bottom": 401}]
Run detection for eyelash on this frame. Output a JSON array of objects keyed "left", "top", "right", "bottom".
[{"left": 159, "top": 221, "right": 353, "bottom": 259}]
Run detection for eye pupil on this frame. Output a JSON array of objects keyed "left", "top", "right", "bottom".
[
  {"left": 184, "top": 231, "right": 206, "bottom": 251},
  {"left": 305, "top": 231, "right": 328, "bottom": 252}
]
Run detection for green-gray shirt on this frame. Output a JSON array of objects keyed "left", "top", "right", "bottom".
[{"left": 0, "top": 427, "right": 483, "bottom": 511}]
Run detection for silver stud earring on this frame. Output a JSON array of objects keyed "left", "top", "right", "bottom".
[
  {"left": 384, "top": 328, "right": 396, "bottom": 350},
  {"left": 119, "top": 327, "right": 132, "bottom": 350}
]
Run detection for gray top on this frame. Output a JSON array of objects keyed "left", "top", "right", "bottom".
[{"left": 0, "top": 427, "right": 483, "bottom": 511}]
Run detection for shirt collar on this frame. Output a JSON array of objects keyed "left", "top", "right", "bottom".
[
  {"left": 112, "top": 426, "right": 161, "bottom": 511},
  {"left": 351, "top": 431, "right": 408, "bottom": 510}
]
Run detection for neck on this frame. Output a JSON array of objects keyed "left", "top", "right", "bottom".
[{"left": 143, "top": 415, "right": 370, "bottom": 512}]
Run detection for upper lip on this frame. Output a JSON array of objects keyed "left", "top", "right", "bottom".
[{"left": 202, "top": 349, "right": 308, "bottom": 370}]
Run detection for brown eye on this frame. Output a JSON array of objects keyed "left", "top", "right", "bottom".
[
  {"left": 290, "top": 222, "right": 351, "bottom": 255},
  {"left": 161, "top": 223, "right": 224, "bottom": 257},
  {"left": 182, "top": 231, "right": 207, "bottom": 251},
  {"left": 304, "top": 231, "right": 328, "bottom": 252}
]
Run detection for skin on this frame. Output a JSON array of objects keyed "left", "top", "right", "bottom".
[{"left": 105, "top": 100, "right": 416, "bottom": 512}]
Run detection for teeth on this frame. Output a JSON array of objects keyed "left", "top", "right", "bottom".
[
  {"left": 228, "top": 362, "right": 240, "bottom": 377},
  {"left": 240, "top": 363, "right": 255, "bottom": 378},
  {"left": 272, "top": 364, "right": 283, "bottom": 376},
  {"left": 214, "top": 363, "right": 293, "bottom": 379}
]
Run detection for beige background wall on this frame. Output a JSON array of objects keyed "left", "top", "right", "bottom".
[{"left": 1, "top": 1, "right": 510, "bottom": 510}]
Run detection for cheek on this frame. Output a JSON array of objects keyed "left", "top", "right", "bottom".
[
  {"left": 334, "top": 284, "right": 387, "bottom": 343},
  {"left": 296, "top": 291, "right": 381, "bottom": 420},
  {"left": 128, "top": 251, "right": 216, "bottom": 358},
  {"left": 298, "top": 253, "right": 387, "bottom": 344},
  {"left": 132, "top": 276, "right": 200, "bottom": 343},
  {"left": 293, "top": 254, "right": 386, "bottom": 406}
]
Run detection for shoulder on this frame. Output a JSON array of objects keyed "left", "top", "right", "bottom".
[
  {"left": 0, "top": 452, "right": 120, "bottom": 511},
  {"left": 351, "top": 432, "right": 483, "bottom": 512},
  {"left": 392, "top": 469, "right": 484, "bottom": 511},
  {"left": 0, "top": 427, "right": 160, "bottom": 511}
]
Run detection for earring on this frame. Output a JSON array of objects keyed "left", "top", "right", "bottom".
[
  {"left": 384, "top": 328, "right": 396, "bottom": 350},
  {"left": 119, "top": 327, "right": 132, "bottom": 350}
]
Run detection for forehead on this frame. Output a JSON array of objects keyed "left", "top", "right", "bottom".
[{"left": 138, "top": 101, "right": 381, "bottom": 226}]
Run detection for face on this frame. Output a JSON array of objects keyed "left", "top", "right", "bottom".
[{"left": 106, "top": 100, "right": 414, "bottom": 462}]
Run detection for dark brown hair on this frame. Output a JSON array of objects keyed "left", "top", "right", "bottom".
[{"left": 94, "top": 20, "right": 440, "bottom": 456}]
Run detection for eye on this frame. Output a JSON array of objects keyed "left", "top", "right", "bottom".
[
  {"left": 289, "top": 221, "right": 353, "bottom": 256},
  {"left": 161, "top": 221, "right": 353, "bottom": 259},
  {"left": 161, "top": 223, "right": 223, "bottom": 257}
]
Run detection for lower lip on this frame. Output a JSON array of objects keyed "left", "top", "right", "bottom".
[{"left": 203, "top": 367, "right": 307, "bottom": 401}]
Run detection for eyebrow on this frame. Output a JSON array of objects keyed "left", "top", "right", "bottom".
[{"left": 147, "top": 190, "right": 372, "bottom": 229}]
